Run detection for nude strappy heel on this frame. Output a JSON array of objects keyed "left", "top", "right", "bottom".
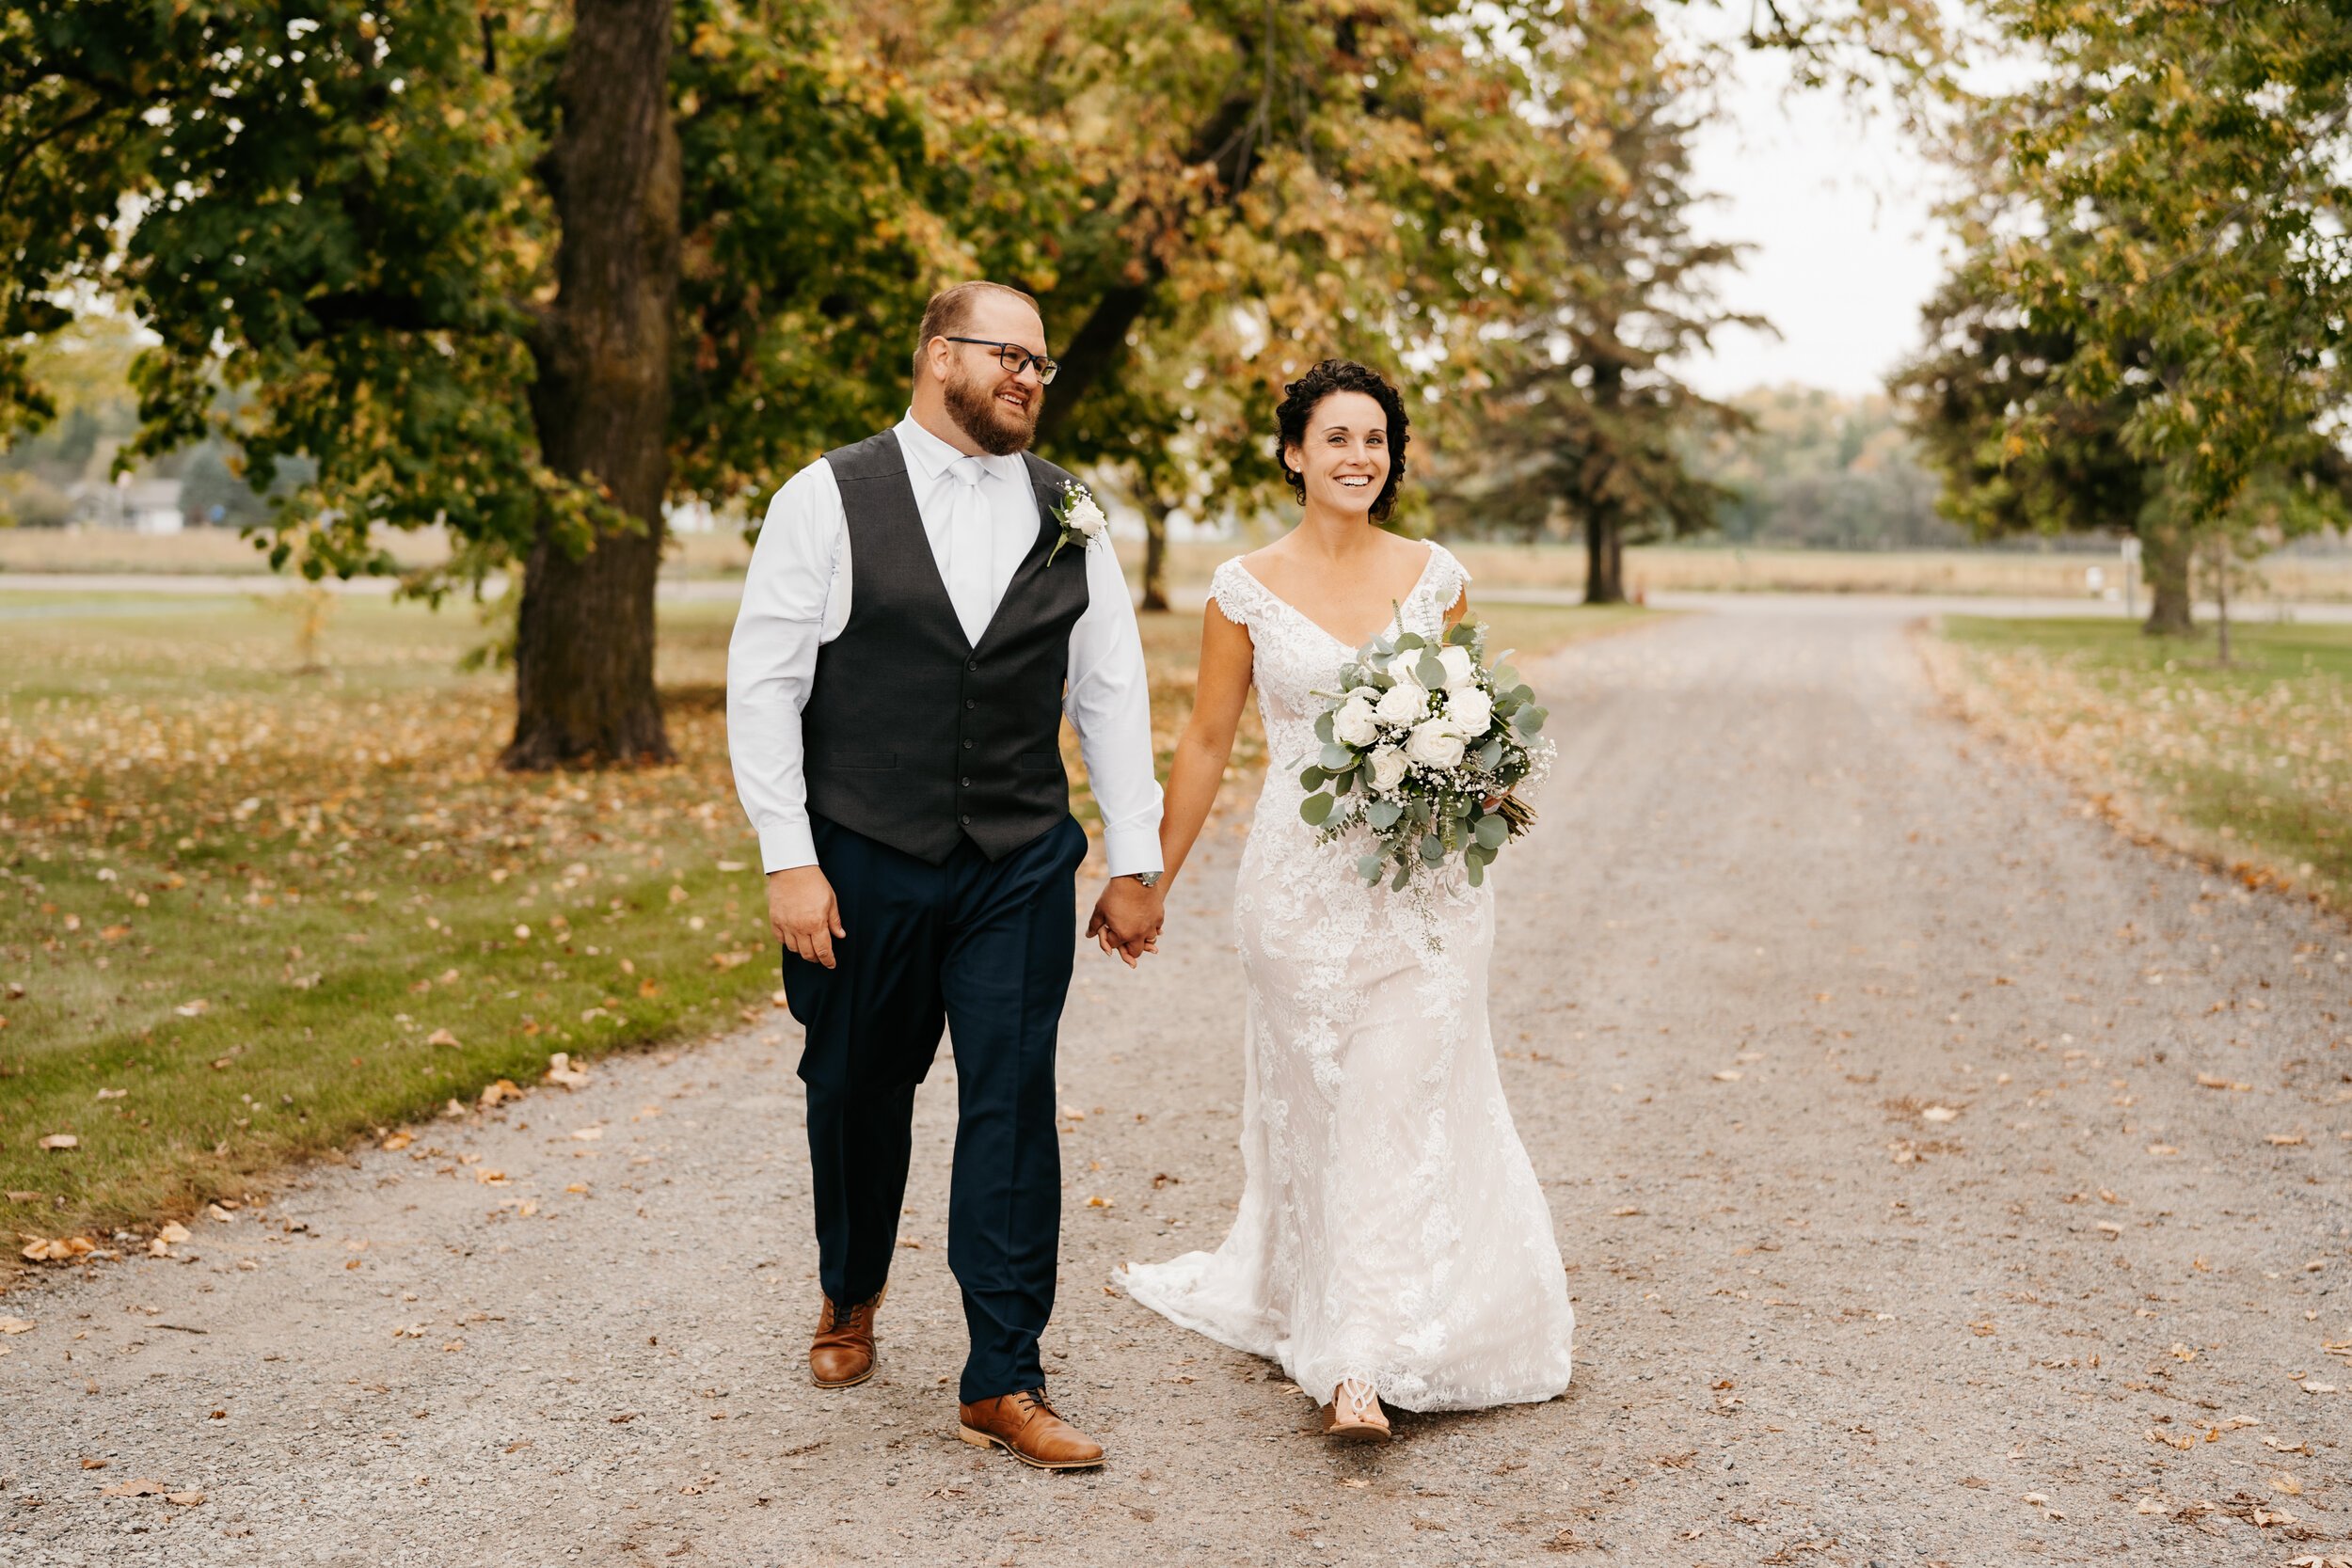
[{"left": 1322, "top": 1375, "right": 1391, "bottom": 1444}]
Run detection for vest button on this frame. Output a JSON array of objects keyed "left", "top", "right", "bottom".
[
  {"left": 962, "top": 738, "right": 974, "bottom": 750},
  {"left": 960, "top": 777, "right": 972, "bottom": 788},
  {"left": 964, "top": 699, "right": 977, "bottom": 710},
  {"left": 966, "top": 659, "right": 978, "bottom": 672},
  {"left": 960, "top": 814, "right": 971, "bottom": 825}
]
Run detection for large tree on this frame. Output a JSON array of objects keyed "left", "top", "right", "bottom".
[
  {"left": 1957, "top": 0, "right": 2352, "bottom": 580},
  {"left": 1451, "top": 7, "right": 1755, "bottom": 604},
  {"left": 0, "top": 0, "right": 1062, "bottom": 767}
]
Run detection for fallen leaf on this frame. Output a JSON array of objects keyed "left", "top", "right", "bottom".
[
  {"left": 2266, "top": 1132, "right": 2307, "bottom": 1147},
  {"left": 425, "top": 1028, "right": 459, "bottom": 1048},
  {"left": 1610, "top": 1206, "right": 1642, "bottom": 1217},
  {"left": 2272, "top": 1475, "right": 2304, "bottom": 1497},
  {"left": 0, "top": 1317, "right": 33, "bottom": 1334},
  {"left": 1712, "top": 1069, "right": 1742, "bottom": 1082},
  {"left": 157, "top": 1222, "right": 190, "bottom": 1244},
  {"left": 545, "top": 1052, "right": 591, "bottom": 1088},
  {"left": 478, "top": 1079, "right": 523, "bottom": 1109},
  {"left": 38, "top": 1133, "right": 78, "bottom": 1151},
  {"left": 79, "top": 1458, "right": 106, "bottom": 1470},
  {"left": 2169, "top": 1342, "right": 2196, "bottom": 1362},
  {"left": 174, "top": 1000, "right": 209, "bottom": 1018},
  {"left": 2195, "top": 1072, "right": 2251, "bottom": 1092},
  {"left": 2146, "top": 1144, "right": 2179, "bottom": 1157},
  {"left": 1920, "top": 1105, "right": 1960, "bottom": 1123},
  {"left": 570, "top": 1127, "right": 603, "bottom": 1141},
  {"left": 381, "top": 1132, "right": 413, "bottom": 1152},
  {"left": 167, "top": 1491, "right": 204, "bottom": 1506},
  {"left": 95, "top": 1087, "right": 126, "bottom": 1101},
  {"left": 100, "top": 1478, "right": 170, "bottom": 1497}
]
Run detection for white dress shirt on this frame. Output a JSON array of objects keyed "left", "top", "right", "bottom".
[{"left": 727, "top": 412, "right": 1165, "bottom": 878}]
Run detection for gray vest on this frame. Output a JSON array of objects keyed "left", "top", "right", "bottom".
[{"left": 802, "top": 429, "right": 1091, "bottom": 864}]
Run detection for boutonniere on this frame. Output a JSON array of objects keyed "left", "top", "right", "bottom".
[{"left": 1047, "top": 481, "right": 1109, "bottom": 567}]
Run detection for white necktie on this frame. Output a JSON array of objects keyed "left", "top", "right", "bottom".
[{"left": 942, "top": 456, "right": 994, "bottom": 646}]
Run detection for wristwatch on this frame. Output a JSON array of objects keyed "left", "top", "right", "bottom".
[{"left": 1126, "top": 871, "right": 1163, "bottom": 889}]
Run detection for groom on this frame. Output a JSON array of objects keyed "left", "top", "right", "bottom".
[{"left": 726, "top": 282, "right": 1165, "bottom": 1470}]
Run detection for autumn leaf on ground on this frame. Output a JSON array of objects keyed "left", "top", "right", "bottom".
[{"left": 38, "top": 1133, "right": 77, "bottom": 1151}]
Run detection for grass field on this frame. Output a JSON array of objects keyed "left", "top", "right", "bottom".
[
  {"left": 1935, "top": 617, "right": 2352, "bottom": 911},
  {"left": 1, "top": 591, "right": 1640, "bottom": 1253}
]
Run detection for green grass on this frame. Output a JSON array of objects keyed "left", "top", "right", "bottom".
[
  {"left": 1941, "top": 616, "right": 2352, "bottom": 906},
  {"left": 1, "top": 594, "right": 782, "bottom": 1247}
]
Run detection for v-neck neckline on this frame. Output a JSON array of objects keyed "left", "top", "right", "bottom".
[{"left": 1233, "top": 544, "right": 1441, "bottom": 654}]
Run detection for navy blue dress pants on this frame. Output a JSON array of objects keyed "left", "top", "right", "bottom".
[{"left": 782, "top": 812, "right": 1088, "bottom": 1404}]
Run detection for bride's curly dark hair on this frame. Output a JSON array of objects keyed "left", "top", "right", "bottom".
[{"left": 1275, "top": 358, "right": 1409, "bottom": 522}]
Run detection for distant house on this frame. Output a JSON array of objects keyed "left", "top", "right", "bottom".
[{"left": 69, "top": 476, "right": 186, "bottom": 533}]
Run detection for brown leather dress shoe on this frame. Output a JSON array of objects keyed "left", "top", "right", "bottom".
[
  {"left": 957, "top": 1388, "right": 1105, "bottom": 1470},
  {"left": 808, "top": 1287, "right": 885, "bottom": 1389}
]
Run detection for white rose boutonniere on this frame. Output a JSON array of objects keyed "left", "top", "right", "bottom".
[{"left": 1048, "top": 482, "right": 1110, "bottom": 567}]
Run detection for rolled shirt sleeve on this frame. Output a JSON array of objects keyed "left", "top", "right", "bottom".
[
  {"left": 1065, "top": 533, "right": 1166, "bottom": 877},
  {"left": 726, "top": 460, "right": 846, "bottom": 874}
]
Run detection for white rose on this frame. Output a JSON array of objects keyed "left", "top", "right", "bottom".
[
  {"left": 1384, "top": 651, "right": 1425, "bottom": 687},
  {"left": 1406, "top": 715, "right": 1468, "bottom": 770},
  {"left": 1373, "top": 680, "right": 1427, "bottom": 727},
  {"left": 1436, "top": 644, "right": 1477, "bottom": 690},
  {"left": 1368, "top": 745, "right": 1410, "bottom": 794},
  {"left": 1067, "top": 496, "right": 1109, "bottom": 540},
  {"left": 1448, "top": 686, "right": 1494, "bottom": 736},
  {"left": 1332, "top": 694, "right": 1380, "bottom": 749}
]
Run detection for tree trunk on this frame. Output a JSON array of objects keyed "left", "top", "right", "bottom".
[
  {"left": 2209, "top": 533, "right": 2232, "bottom": 667},
  {"left": 1583, "top": 507, "right": 1627, "bottom": 606},
  {"left": 504, "top": 0, "right": 682, "bottom": 770},
  {"left": 1139, "top": 495, "right": 1172, "bottom": 612},
  {"left": 2139, "top": 517, "right": 2194, "bottom": 637}
]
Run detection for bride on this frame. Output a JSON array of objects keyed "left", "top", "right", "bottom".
[{"left": 1114, "top": 359, "right": 1575, "bottom": 1441}]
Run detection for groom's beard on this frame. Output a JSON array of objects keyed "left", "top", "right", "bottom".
[{"left": 945, "top": 364, "right": 1041, "bottom": 457}]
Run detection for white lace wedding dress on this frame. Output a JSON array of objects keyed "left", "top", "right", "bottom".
[{"left": 1118, "top": 542, "right": 1575, "bottom": 1412}]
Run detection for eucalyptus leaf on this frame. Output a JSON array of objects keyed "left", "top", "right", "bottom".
[
  {"left": 1416, "top": 651, "right": 1446, "bottom": 688},
  {"left": 1466, "top": 857, "right": 1485, "bottom": 887},
  {"left": 1476, "top": 738, "right": 1503, "bottom": 770},
  {"left": 1314, "top": 711, "right": 1336, "bottom": 744},
  {"left": 1518, "top": 705, "right": 1548, "bottom": 734},
  {"left": 1319, "top": 742, "right": 1356, "bottom": 771},
  {"left": 1420, "top": 832, "right": 1445, "bottom": 863},
  {"left": 1356, "top": 853, "right": 1385, "bottom": 881},
  {"left": 1300, "top": 792, "right": 1335, "bottom": 827},
  {"left": 1394, "top": 632, "right": 1424, "bottom": 652},
  {"left": 1391, "top": 863, "right": 1412, "bottom": 892},
  {"left": 1367, "top": 799, "right": 1403, "bottom": 830},
  {"left": 1299, "top": 764, "right": 1329, "bottom": 791},
  {"left": 1474, "top": 814, "right": 1508, "bottom": 849}
]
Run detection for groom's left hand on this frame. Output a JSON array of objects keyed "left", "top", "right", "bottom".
[{"left": 1087, "top": 877, "right": 1163, "bottom": 968}]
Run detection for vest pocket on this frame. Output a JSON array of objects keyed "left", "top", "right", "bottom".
[
  {"left": 1018, "top": 752, "right": 1061, "bottom": 771},
  {"left": 834, "top": 752, "right": 897, "bottom": 770}
]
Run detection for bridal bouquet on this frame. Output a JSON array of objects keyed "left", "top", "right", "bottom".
[{"left": 1295, "top": 617, "right": 1553, "bottom": 889}]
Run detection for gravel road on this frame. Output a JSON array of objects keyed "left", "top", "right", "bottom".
[{"left": 4, "top": 599, "right": 2347, "bottom": 1568}]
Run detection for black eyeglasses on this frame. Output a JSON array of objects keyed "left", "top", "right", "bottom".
[{"left": 943, "top": 336, "right": 1058, "bottom": 385}]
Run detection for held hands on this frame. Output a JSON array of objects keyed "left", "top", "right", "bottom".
[
  {"left": 768, "top": 866, "right": 845, "bottom": 969},
  {"left": 1086, "top": 875, "right": 1166, "bottom": 969}
]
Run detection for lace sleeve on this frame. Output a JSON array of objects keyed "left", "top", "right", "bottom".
[
  {"left": 1208, "top": 558, "right": 1263, "bottom": 630},
  {"left": 1426, "top": 544, "right": 1472, "bottom": 619}
]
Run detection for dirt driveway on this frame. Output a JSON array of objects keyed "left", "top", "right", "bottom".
[{"left": 3, "top": 599, "right": 2346, "bottom": 1567}]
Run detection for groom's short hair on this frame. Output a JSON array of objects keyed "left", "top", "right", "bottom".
[{"left": 914, "top": 281, "right": 1042, "bottom": 372}]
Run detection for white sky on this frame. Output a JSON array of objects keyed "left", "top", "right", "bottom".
[{"left": 1669, "top": 41, "right": 1959, "bottom": 400}]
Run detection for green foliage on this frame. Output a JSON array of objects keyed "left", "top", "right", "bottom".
[
  {"left": 1962, "top": 0, "right": 2352, "bottom": 531},
  {"left": 1437, "top": 6, "right": 1753, "bottom": 558}
]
